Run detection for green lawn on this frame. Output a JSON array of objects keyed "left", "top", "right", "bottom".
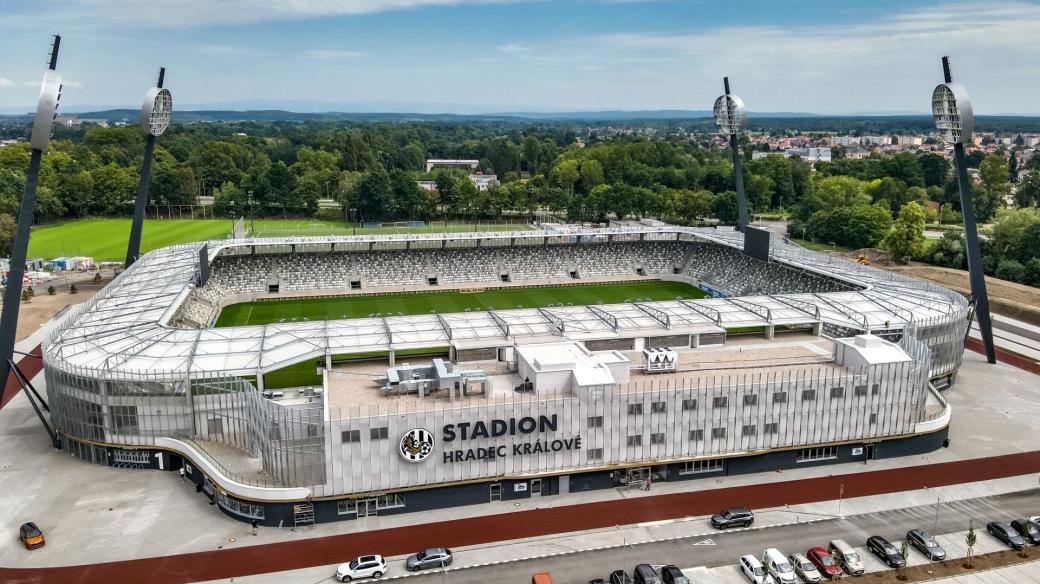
[
  {"left": 28, "top": 219, "right": 236, "bottom": 262},
  {"left": 250, "top": 220, "right": 533, "bottom": 237},
  {"left": 215, "top": 281, "right": 707, "bottom": 327},
  {"left": 789, "top": 238, "right": 857, "bottom": 253}
]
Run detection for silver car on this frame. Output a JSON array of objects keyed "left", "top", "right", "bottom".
[
  {"left": 789, "top": 552, "right": 822, "bottom": 583},
  {"left": 405, "top": 548, "right": 453, "bottom": 571}
]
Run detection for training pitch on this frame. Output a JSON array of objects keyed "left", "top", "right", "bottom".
[{"left": 214, "top": 281, "right": 708, "bottom": 327}]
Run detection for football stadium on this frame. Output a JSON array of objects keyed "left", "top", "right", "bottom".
[{"left": 41, "top": 222, "right": 969, "bottom": 526}]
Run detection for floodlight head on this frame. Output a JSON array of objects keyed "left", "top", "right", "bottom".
[
  {"left": 713, "top": 94, "right": 747, "bottom": 136},
  {"left": 931, "top": 82, "right": 973, "bottom": 145},
  {"left": 141, "top": 87, "right": 173, "bottom": 136},
  {"left": 30, "top": 69, "right": 62, "bottom": 151}
]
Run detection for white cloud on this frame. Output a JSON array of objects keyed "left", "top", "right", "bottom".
[
  {"left": 304, "top": 49, "right": 367, "bottom": 60},
  {"left": 0, "top": 78, "right": 14, "bottom": 88},
  {"left": 497, "top": 42, "right": 533, "bottom": 54}
]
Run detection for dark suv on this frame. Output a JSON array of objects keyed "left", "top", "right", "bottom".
[
  {"left": 1011, "top": 519, "right": 1040, "bottom": 545},
  {"left": 906, "top": 529, "right": 946, "bottom": 561},
  {"left": 711, "top": 507, "right": 754, "bottom": 529},
  {"left": 866, "top": 536, "right": 905, "bottom": 568},
  {"left": 659, "top": 566, "right": 689, "bottom": 584},
  {"left": 987, "top": 522, "right": 1026, "bottom": 550}
]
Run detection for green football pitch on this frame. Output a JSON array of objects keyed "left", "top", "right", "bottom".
[{"left": 214, "top": 280, "right": 708, "bottom": 327}]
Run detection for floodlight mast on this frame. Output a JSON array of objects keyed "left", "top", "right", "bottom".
[
  {"left": 0, "top": 36, "right": 62, "bottom": 400},
  {"left": 936, "top": 56, "right": 995, "bottom": 364},
  {"left": 717, "top": 77, "right": 750, "bottom": 231},
  {"left": 126, "top": 67, "right": 171, "bottom": 268}
]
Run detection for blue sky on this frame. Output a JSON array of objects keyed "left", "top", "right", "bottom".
[{"left": 1, "top": 0, "right": 1037, "bottom": 114}]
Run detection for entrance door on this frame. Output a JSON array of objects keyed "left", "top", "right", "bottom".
[
  {"left": 530, "top": 478, "right": 542, "bottom": 497},
  {"left": 490, "top": 483, "right": 502, "bottom": 502},
  {"left": 357, "top": 498, "right": 378, "bottom": 517},
  {"left": 625, "top": 467, "right": 651, "bottom": 490},
  {"left": 865, "top": 444, "right": 876, "bottom": 460}
]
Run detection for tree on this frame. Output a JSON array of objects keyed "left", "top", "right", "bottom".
[
  {"left": 712, "top": 191, "right": 740, "bottom": 224},
  {"left": 919, "top": 153, "right": 950, "bottom": 187},
  {"left": 805, "top": 204, "right": 892, "bottom": 249},
  {"left": 978, "top": 154, "right": 1011, "bottom": 215},
  {"left": 550, "top": 159, "right": 580, "bottom": 193},
  {"left": 898, "top": 540, "right": 910, "bottom": 578},
  {"left": 674, "top": 189, "right": 714, "bottom": 224},
  {"left": 1015, "top": 171, "right": 1040, "bottom": 207},
  {"left": 883, "top": 202, "right": 927, "bottom": 263},
  {"left": 578, "top": 159, "right": 605, "bottom": 195},
  {"left": 796, "top": 175, "right": 870, "bottom": 221},
  {"left": 966, "top": 522, "right": 977, "bottom": 568},
  {"left": 356, "top": 168, "right": 393, "bottom": 220},
  {"left": 0, "top": 214, "right": 14, "bottom": 257},
  {"left": 70, "top": 284, "right": 78, "bottom": 294},
  {"left": 47, "top": 285, "right": 56, "bottom": 295}
]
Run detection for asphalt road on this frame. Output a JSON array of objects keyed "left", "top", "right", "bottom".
[{"left": 401, "top": 490, "right": 1040, "bottom": 584}]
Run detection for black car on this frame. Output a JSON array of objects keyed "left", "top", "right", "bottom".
[
  {"left": 987, "top": 522, "right": 1026, "bottom": 550},
  {"left": 866, "top": 536, "right": 905, "bottom": 568},
  {"left": 589, "top": 580, "right": 607, "bottom": 584},
  {"left": 633, "top": 564, "right": 662, "bottom": 584},
  {"left": 710, "top": 507, "right": 754, "bottom": 529},
  {"left": 610, "top": 570, "right": 635, "bottom": 584},
  {"left": 659, "top": 565, "right": 689, "bottom": 584},
  {"left": 1011, "top": 519, "right": 1040, "bottom": 545},
  {"left": 906, "top": 529, "right": 946, "bottom": 561}
]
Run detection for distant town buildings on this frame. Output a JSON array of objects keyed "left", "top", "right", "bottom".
[{"left": 416, "top": 173, "right": 500, "bottom": 192}]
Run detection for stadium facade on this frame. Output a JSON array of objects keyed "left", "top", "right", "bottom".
[{"left": 42, "top": 225, "right": 967, "bottom": 526}]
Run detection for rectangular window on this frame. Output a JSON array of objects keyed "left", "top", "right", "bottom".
[
  {"left": 869, "top": 413, "right": 878, "bottom": 425},
  {"left": 650, "top": 432, "right": 666, "bottom": 445},
  {"left": 679, "top": 458, "right": 724, "bottom": 475},
  {"left": 682, "top": 398, "right": 698, "bottom": 411},
  {"left": 626, "top": 435, "right": 643, "bottom": 447},
  {"left": 742, "top": 424, "right": 757, "bottom": 436},
  {"left": 587, "top": 416, "right": 604, "bottom": 429},
  {"left": 797, "top": 446, "right": 838, "bottom": 463},
  {"left": 216, "top": 492, "right": 266, "bottom": 519},
  {"left": 872, "top": 383, "right": 881, "bottom": 395},
  {"left": 110, "top": 405, "right": 139, "bottom": 432},
  {"left": 713, "top": 396, "right": 728, "bottom": 409},
  {"left": 711, "top": 427, "right": 727, "bottom": 439},
  {"left": 627, "top": 403, "right": 643, "bottom": 415},
  {"left": 376, "top": 494, "right": 406, "bottom": 509},
  {"left": 370, "top": 427, "right": 389, "bottom": 440},
  {"left": 337, "top": 499, "right": 357, "bottom": 515},
  {"left": 801, "top": 389, "right": 817, "bottom": 401},
  {"left": 743, "top": 394, "right": 759, "bottom": 406},
  {"left": 651, "top": 401, "right": 667, "bottom": 413},
  {"left": 587, "top": 448, "right": 604, "bottom": 460},
  {"left": 341, "top": 430, "right": 361, "bottom": 443},
  {"left": 350, "top": 280, "right": 361, "bottom": 290},
  {"left": 764, "top": 422, "right": 780, "bottom": 434},
  {"left": 773, "top": 391, "right": 788, "bottom": 404},
  {"left": 853, "top": 384, "right": 868, "bottom": 397},
  {"left": 829, "top": 386, "right": 845, "bottom": 399},
  {"left": 689, "top": 429, "right": 704, "bottom": 441}
]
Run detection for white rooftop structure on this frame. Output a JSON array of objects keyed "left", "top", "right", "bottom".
[
  {"left": 833, "top": 334, "right": 913, "bottom": 367},
  {"left": 516, "top": 341, "right": 629, "bottom": 392}
]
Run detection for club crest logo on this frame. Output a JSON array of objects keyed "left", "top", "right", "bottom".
[{"left": 399, "top": 428, "right": 434, "bottom": 463}]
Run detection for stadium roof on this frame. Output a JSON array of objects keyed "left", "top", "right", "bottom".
[{"left": 43, "top": 225, "right": 967, "bottom": 381}]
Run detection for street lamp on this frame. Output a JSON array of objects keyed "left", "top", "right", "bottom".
[
  {"left": 932, "top": 56, "right": 995, "bottom": 364},
  {"left": 126, "top": 67, "right": 172, "bottom": 268},
  {"left": 923, "top": 486, "right": 940, "bottom": 533},
  {"left": 714, "top": 77, "right": 750, "bottom": 231}
]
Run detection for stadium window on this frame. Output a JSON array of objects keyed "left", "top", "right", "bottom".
[
  {"left": 627, "top": 403, "right": 643, "bottom": 415},
  {"left": 587, "top": 416, "right": 604, "bottom": 429},
  {"left": 626, "top": 435, "right": 643, "bottom": 447},
  {"left": 764, "top": 422, "right": 779, "bottom": 434},
  {"left": 743, "top": 394, "right": 758, "bottom": 406},
  {"left": 636, "top": 267, "right": 646, "bottom": 276},
  {"left": 672, "top": 266, "right": 681, "bottom": 274},
  {"left": 713, "top": 396, "right": 728, "bottom": 409},
  {"left": 872, "top": 383, "right": 881, "bottom": 395},
  {"left": 341, "top": 430, "right": 361, "bottom": 443},
  {"left": 337, "top": 499, "right": 357, "bottom": 515},
  {"left": 830, "top": 387, "right": 846, "bottom": 399},
  {"left": 427, "top": 277, "right": 438, "bottom": 286},
  {"left": 109, "top": 405, "right": 139, "bottom": 431},
  {"left": 797, "top": 446, "right": 838, "bottom": 462},
  {"left": 869, "top": 413, "right": 878, "bottom": 425},
  {"left": 500, "top": 274, "right": 511, "bottom": 283},
  {"left": 569, "top": 270, "right": 579, "bottom": 279},
  {"left": 370, "top": 427, "right": 389, "bottom": 440},
  {"left": 651, "top": 401, "right": 667, "bottom": 413},
  {"left": 376, "top": 494, "right": 405, "bottom": 509},
  {"left": 682, "top": 398, "right": 698, "bottom": 411},
  {"left": 773, "top": 391, "right": 788, "bottom": 404},
  {"left": 689, "top": 429, "right": 704, "bottom": 441},
  {"left": 267, "top": 284, "right": 279, "bottom": 293},
  {"left": 587, "top": 448, "right": 604, "bottom": 460},
  {"left": 679, "top": 458, "right": 724, "bottom": 475},
  {"left": 711, "top": 427, "right": 727, "bottom": 439},
  {"left": 854, "top": 384, "right": 868, "bottom": 397},
  {"left": 801, "top": 389, "right": 817, "bottom": 401},
  {"left": 350, "top": 280, "right": 361, "bottom": 290},
  {"left": 742, "top": 424, "right": 757, "bottom": 436},
  {"left": 650, "top": 432, "right": 666, "bottom": 445}
]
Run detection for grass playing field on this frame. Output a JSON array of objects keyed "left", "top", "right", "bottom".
[
  {"left": 27, "top": 219, "right": 534, "bottom": 262},
  {"left": 214, "top": 280, "right": 708, "bottom": 327}
]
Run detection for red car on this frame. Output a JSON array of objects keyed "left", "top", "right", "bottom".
[{"left": 807, "top": 547, "right": 843, "bottom": 579}]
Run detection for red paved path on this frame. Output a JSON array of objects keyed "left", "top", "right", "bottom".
[
  {"left": 0, "top": 344, "right": 43, "bottom": 409},
  {"left": 3, "top": 450, "right": 1040, "bottom": 584},
  {"left": 965, "top": 336, "right": 1040, "bottom": 375}
]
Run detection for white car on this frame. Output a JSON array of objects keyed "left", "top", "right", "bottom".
[
  {"left": 739, "top": 554, "right": 776, "bottom": 584},
  {"left": 336, "top": 555, "right": 387, "bottom": 582}
]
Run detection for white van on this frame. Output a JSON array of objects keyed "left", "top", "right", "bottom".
[
  {"left": 829, "top": 539, "right": 865, "bottom": 576},
  {"left": 761, "top": 548, "right": 797, "bottom": 584},
  {"left": 738, "top": 554, "right": 776, "bottom": 584}
]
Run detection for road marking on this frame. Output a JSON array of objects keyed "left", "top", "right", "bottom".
[
  {"left": 638, "top": 519, "right": 675, "bottom": 527},
  {"left": 692, "top": 539, "right": 716, "bottom": 546}
]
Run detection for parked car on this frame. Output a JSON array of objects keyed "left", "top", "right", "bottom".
[
  {"left": 762, "top": 548, "right": 797, "bottom": 584},
  {"left": 711, "top": 507, "right": 755, "bottom": 529},
  {"left": 18, "top": 522, "right": 45, "bottom": 550},
  {"left": 1011, "top": 519, "right": 1040, "bottom": 545},
  {"left": 405, "top": 548, "right": 453, "bottom": 571},
  {"left": 588, "top": 580, "right": 607, "bottom": 584},
  {"left": 337, "top": 555, "right": 387, "bottom": 582},
  {"left": 987, "top": 522, "right": 1026, "bottom": 550},
  {"left": 659, "top": 565, "right": 689, "bottom": 584},
  {"left": 806, "top": 547, "right": 843, "bottom": 579},
  {"left": 609, "top": 570, "right": 635, "bottom": 584},
  {"left": 533, "top": 573, "right": 556, "bottom": 584},
  {"left": 739, "top": 554, "right": 775, "bottom": 584},
  {"left": 789, "top": 552, "right": 822, "bottom": 583},
  {"left": 633, "top": 564, "right": 662, "bottom": 584},
  {"left": 906, "top": 529, "right": 946, "bottom": 561},
  {"left": 866, "top": 536, "right": 905, "bottom": 568},
  {"left": 828, "top": 539, "right": 864, "bottom": 576}
]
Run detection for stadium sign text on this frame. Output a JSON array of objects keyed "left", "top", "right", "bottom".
[{"left": 439, "top": 414, "right": 582, "bottom": 463}]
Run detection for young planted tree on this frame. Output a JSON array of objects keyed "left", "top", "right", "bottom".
[
  {"left": 47, "top": 285, "right": 55, "bottom": 295},
  {"left": 69, "top": 284, "right": 78, "bottom": 294},
  {"left": 966, "top": 521, "right": 977, "bottom": 568},
  {"left": 898, "top": 539, "right": 910, "bottom": 579}
]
